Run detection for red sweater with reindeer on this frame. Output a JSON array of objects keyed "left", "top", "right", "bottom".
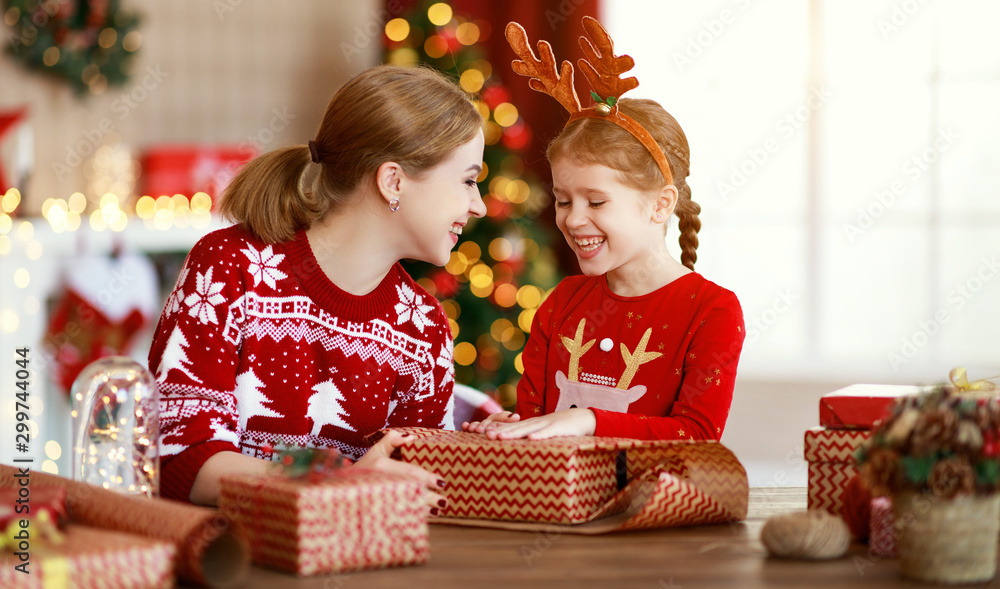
[
  {"left": 517, "top": 273, "right": 745, "bottom": 441},
  {"left": 148, "top": 225, "right": 455, "bottom": 502}
]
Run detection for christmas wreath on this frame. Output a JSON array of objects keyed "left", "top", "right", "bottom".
[{"left": 4, "top": 0, "right": 140, "bottom": 95}]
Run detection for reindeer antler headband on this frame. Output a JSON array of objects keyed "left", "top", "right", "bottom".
[{"left": 505, "top": 16, "right": 674, "bottom": 186}]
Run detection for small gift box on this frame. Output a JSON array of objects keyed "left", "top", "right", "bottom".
[
  {"left": 388, "top": 427, "right": 749, "bottom": 530},
  {"left": 869, "top": 496, "right": 897, "bottom": 558},
  {"left": 805, "top": 427, "right": 871, "bottom": 515},
  {"left": 219, "top": 466, "right": 429, "bottom": 576},
  {"left": 819, "top": 384, "right": 929, "bottom": 430},
  {"left": 0, "top": 486, "right": 67, "bottom": 538},
  {"left": 0, "top": 525, "right": 175, "bottom": 589}
]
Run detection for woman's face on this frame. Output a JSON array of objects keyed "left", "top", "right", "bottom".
[{"left": 399, "top": 131, "right": 487, "bottom": 266}]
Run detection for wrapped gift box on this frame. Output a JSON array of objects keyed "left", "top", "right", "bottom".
[
  {"left": 805, "top": 427, "right": 871, "bottom": 515},
  {"left": 219, "top": 469, "right": 428, "bottom": 576},
  {"left": 0, "top": 525, "right": 174, "bottom": 589},
  {"left": 390, "top": 427, "right": 749, "bottom": 527},
  {"left": 819, "top": 384, "right": 928, "bottom": 429},
  {"left": 869, "top": 496, "right": 897, "bottom": 558}
]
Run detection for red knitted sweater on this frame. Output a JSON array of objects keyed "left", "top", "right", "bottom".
[
  {"left": 148, "top": 225, "right": 455, "bottom": 501},
  {"left": 517, "top": 273, "right": 745, "bottom": 440}
]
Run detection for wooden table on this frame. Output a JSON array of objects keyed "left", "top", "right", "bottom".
[{"left": 222, "top": 487, "right": 931, "bottom": 589}]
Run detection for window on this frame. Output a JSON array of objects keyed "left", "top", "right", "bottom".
[{"left": 608, "top": 0, "right": 1000, "bottom": 383}]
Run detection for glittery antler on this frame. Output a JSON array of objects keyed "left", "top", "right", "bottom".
[
  {"left": 505, "top": 22, "right": 582, "bottom": 115},
  {"left": 617, "top": 329, "right": 662, "bottom": 390},
  {"left": 505, "top": 17, "right": 675, "bottom": 186},
  {"left": 560, "top": 319, "right": 595, "bottom": 382},
  {"left": 578, "top": 16, "right": 638, "bottom": 101}
]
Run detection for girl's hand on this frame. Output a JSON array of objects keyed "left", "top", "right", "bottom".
[
  {"left": 484, "top": 408, "right": 597, "bottom": 440},
  {"left": 462, "top": 410, "right": 521, "bottom": 434},
  {"left": 354, "top": 430, "right": 447, "bottom": 517}
]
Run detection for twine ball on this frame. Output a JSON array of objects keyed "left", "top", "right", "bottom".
[
  {"left": 760, "top": 510, "right": 850, "bottom": 560},
  {"left": 840, "top": 473, "right": 873, "bottom": 541}
]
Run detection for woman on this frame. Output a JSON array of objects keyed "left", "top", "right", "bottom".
[{"left": 149, "top": 65, "right": 486, "bottom": 508}]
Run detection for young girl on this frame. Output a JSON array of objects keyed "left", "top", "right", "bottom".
[
  {"left": 465, "top": 19, "right": 744, "bottom": 442},
  {"left": 148, "top": 64, "right": 486, "bottom": 506}
]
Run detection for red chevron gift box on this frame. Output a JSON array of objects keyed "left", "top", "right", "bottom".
[
  {"left": 820, "top": 384, "right": 927, "bottom": 429},
  {"left": 805, "top": 427, "right": 871, "bottom": 515},
  {"left": 219, "top": 468, "right": 429, "bottom": 576},
  {"left": 0, "top": 525, "right": 175, "bottom": 589},
  {"left": 386, "top": 427, "right": 749, "bottom": 532}
]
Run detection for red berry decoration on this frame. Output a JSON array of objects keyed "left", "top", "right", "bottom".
[{"left": 840, "top": 473, "right": 873, "bottom": 541}]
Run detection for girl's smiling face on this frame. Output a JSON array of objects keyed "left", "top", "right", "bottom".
[{"left": 551, "top": 158, "right": 674, "bottom": 283}]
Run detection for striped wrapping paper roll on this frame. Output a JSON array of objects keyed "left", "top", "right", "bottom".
[{"left": 0, "top": 465, "right": 249, "bottom": 587}]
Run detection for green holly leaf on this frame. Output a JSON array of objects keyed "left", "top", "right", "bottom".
[
  {"left": 607, "top": 96, "right": 617, "bottom": 107},
  {"left": 901, "top": 455, "right": 934, "bottom": 485},
  {"left": 590, "top": 90, "right": 602, "bottom": 103},
  {"left": 976, "top": 459, "right": 1000, "bottom": 485}
]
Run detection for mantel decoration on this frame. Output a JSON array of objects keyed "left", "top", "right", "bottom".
[
  {"left": 856, "top": 369, "right": 1000, "bottom": 584},
  {"left": 4, "top": 0, "right": 141, "bottom": 95}
]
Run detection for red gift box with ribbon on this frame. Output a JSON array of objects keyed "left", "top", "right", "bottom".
[
  {"left": 819, "top": 384, "right": 929, "bottom": 430},
  {"left": 218, "top": 467, "right": 428, "bottom": 577}
]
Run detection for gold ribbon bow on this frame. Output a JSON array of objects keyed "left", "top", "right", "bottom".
[{"left": 949, "top": 367, "right": 999, "bottom": 395}]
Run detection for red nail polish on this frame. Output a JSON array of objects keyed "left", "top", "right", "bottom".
[
  {"left": 430, "top": 507, "right": 440, "bottom": 516},
  {"left": 437, "top": 499, "right": 447, "bottom": 508},
  {"left": 437, "top": 479, "right": 447, "bottom": 489}
]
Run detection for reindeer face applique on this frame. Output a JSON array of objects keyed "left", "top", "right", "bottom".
[{"left": 553, "top": 318, "right": 662, "bottom": 413}]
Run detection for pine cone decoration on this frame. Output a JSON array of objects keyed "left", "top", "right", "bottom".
[
  {"left": 860, "top": 448, "right": 901, "bottom": 497},
  {"left": 928, "top": 457, "right": 975, "bottom": 499},
  {"left": 909, "top": 408, "right": 957, "bottom": 456},
  {"left": 955, "top": 420, "right": 984, "bottom": 456}
]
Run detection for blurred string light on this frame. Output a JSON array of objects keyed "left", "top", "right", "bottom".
[
  {"left": 37, "top": 191, "right": 214, "bottom": 233},
  {"left": 382, "top": 2, "right": 561, "bottom": 398}
]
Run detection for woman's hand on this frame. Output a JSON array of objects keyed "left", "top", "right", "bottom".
[
  {"left": 483, "top": 408, "right": 597, "bottom": 440},
  {"left": 462, "top": 410, "right": 521, "bottom": 434},
  {"left": 354, "top": 430, "right": 447, "bottom": 516}
]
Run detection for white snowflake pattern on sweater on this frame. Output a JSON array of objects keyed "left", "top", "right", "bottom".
[
  {"left": 394, "top": 283, "right": 434, "bottom": 332},
  {"left": 184, "top": 267, "right": 226, "bottom": 324}
]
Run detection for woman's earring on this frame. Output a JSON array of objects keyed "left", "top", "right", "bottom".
[
  {"left": 389, "top": 198, "right": 400, "bottom": 212},
  {"left": 656, "top": 214, "right": 662, "bottom": 221}
]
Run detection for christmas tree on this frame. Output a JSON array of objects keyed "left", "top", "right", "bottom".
[
  {"left": 5, "top": 0, "right": 141, "bottom": 96},
  {"left": 382, "top": 1, "right": 561, "bottom": 408}
]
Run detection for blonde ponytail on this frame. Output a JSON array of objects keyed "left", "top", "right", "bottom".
[{"left": 219, "top": 145, "right": 323, "bottom": 244}]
